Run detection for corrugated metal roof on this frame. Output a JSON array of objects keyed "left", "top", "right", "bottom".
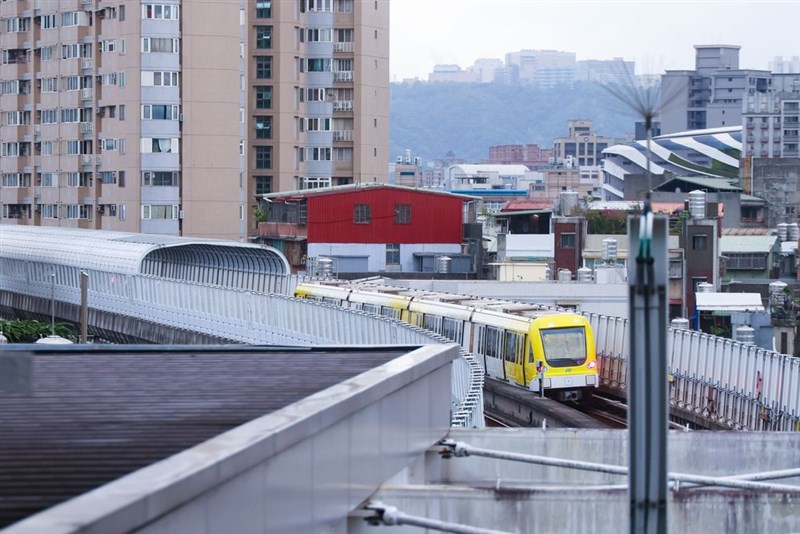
[
  {"left": 258, "top": 183, "right": 479, "bottom": 201},
  {"left": 0, "top": 345, "right": 410, "bottom": 528},
  {"left": 500, "top": 200, "right": 554, "bottom": 212},
  {"left": 696, "top": 292, "right": 765, "bottom": 312},
  {"left": 720, "top": 235, "right": 779, "bottom": 253}
]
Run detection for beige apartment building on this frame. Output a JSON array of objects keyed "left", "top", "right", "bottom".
[{"left": 0, "top": 0, "right": 389, "bottom": 240}]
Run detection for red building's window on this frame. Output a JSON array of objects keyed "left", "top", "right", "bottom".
[
  {"left": 394, "top": 204, "right": 411, "bottom": 224},
  {"left": 354, "top": 203, "right": 370, "bottom": 224}
]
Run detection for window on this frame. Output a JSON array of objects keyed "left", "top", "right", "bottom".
[
  {"left": 336, "top": 28, "right": 354, "bottom": 42},
  {"left": 256, "top": 0, "right": 272, "bottom": 17},
  {"left": 98, "top": 171, "right": 117, "bottom": 184},
  {"left": 306, "top": 147, "right": 331, "bottom": 161},
  {"left": 65, "top": 172, "right": 92, "bottom": 187},
  {"left": 255, "top": 116, "right": 272, "bottom": 139},
  {"left": 255, "top": 146, "right": 272, "bottom": 169},
  {"left": 307, "top": 58, "right": 331, "bottom": 72},
  {"left": 306, "top": 0, "right": 333, "bottom": 12},
  {"left": 306, "top": 117, "right": 331, "bottom": 131},
  {"left": 302, "top": 177, "right": 331, "bottom": 189},
  {"left": 336, "top": 0, "right": 353, "bottom": 12},
  {"left": 142, "top": 104, "right": 180, "bottom": 120},
  {"left": 306, "top": 88, "right": 326, "bottom": 101},
  {"left": 256, "top": 26, "right": 272, "bottom": 49},
  {"left": 40, "top": 109, "right": 58, "bottom": 124},
  {"left": 40, "top": 14, "right": 57, "bottom": 29},
  {"left": 142, "top": 4, "right": 180, "bottom": 19},
  {"left": 6, "top": 17, "right": 31, "bottom": 33},
  {"left": 254, "top": 175, "right": 272, "bottom": 194},
  {"left": 334, "top": 147, "right": 352, "bottom": 161},
  {"left": 255, "top": 86, "right": 272, "bottom": 109},
  {"left": 64, "top": 205, "right": 93, "bottom": 220},
  {"left": 726, "top": 253, "right": 767, "bottom": 271},
  {"left": 61, "top": 12, "right": 80, "bottom": 27},
  {"left": 692, "top": 234, "right": 708, "bottom": 250},
  {"left": 141, "top": 138, "right": 178, "bottom": 153},
  {"left": 560, "top": 233, "right": 576, "bottom": 249},
  {"left": 142, "top": 170, "right": 179, "bottom": 186},
  {"left": 141, "top": 204, "right": 179, "bottom": 219},
  {"left": 41, "top": 204, "right": 60, "bottom": 219},
  {"left": 255, "top": 56, "right": 272, "bottom": 79},
  {"left": 395, "top": 204, "right": 411, "bottom": 224},
  {"left": 100, "top": 138, "right": 117, "bottom": 152},
  {"left": 386, "top": 244, "right": 400, "bottom": 265},
  {"left": 40, "top": 77, "right": 59, "bottom": 93},
  {"left": 141, "top": 37, "right": 180, "bottom": 54},
  {"left": 141, "top": 71, "right": 179, "bottom": 87},
  {"left": 354, "top": 204, "right": 370, "bottom": 224},
  {"left": 40, "top": 172, "right": 58, "bottom": 187},
  {"left": 306, "top": 28, "right": 332, "bottom": 42}
]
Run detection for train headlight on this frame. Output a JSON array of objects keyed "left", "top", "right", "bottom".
[{"left": 586, "top": 361, "right": 597, "bottom": 370}]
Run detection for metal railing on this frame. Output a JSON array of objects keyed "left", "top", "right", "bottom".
[
  {"left": 0, "top": 259, "right": 484, "bottom": 428},
  {"left": 586, "top": 312, "right": 800, "bottom": 431}
]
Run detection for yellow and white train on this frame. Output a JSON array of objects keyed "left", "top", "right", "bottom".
[{"left": 294, "top": 282, "right": 599, "bottom": 401}]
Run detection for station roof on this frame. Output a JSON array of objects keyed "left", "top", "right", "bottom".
[
  {"left": 0, "top": 225, "right": 289, "bottom": 280},
  {"left": 654, "top": 176, "right": 742, "bottom": 192},
  {"left": 0, "top": 345, "right": 420, "bottom": 529}
]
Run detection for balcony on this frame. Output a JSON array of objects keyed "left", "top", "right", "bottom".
[
  {"left": 81, "top": 58, "right": 93, "bottom": 70},
  {"left": 760, "top": 123, "right": 768, "bottom": 129},
  {"left": 257, "top": 221, "right": 307, "bottom": 240},
  {"left": 333, "top": 42, "right": 354, "bottom": 53},
  {"left": 80, "top": 122, "right": 92, "bottom": 134},
  {"left": 333, "top": 100, "right": 353, "bottom": 111},
  {"left": 333, "top": 130, "right": 353, "bottom": 142},
  {"left": 746, "top": 123, "right": 755, "bottom": 129},
  {"left": 333, "top": 71, "right": 353, "bottom": 82},
  {"left": 81, "top": 87, "right": 92, "bottom": 100}
]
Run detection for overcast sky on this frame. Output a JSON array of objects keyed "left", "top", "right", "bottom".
[{"left": 389, "top": 0, "right": 800, "bottom": 81}]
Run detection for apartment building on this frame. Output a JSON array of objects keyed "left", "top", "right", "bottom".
[
  {"left": 552, "top": 120, "right": 617, "bottom": 168},
  {"left": 660, "top": 45, "right": 771, "bottom": 135},
  {"left": 0, "top": 0, "right": 389, "bottom": 239}
]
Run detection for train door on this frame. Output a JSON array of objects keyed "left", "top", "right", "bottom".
[
  {"left": 408, "top": 311, "right": 424, "bottom": 327},
  {"left": 482, "top": 326, "right": 505, "bottom": 380},
  {"left": 503, "top": 330, "right": 526, "bottom": 386}
]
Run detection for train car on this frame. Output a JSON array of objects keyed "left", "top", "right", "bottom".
[{"left": 294, "top": 282, "right": 598, "bottom": 400}]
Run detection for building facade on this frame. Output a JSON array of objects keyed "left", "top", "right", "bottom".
[
  {"left": 552, "top": 120, "right": 616, "bottom": 168},
  {"left": 255, "top": 184, "right": 476, "bottom": 273},
  {"left": 0, "top": 0, "right": 389, "bottom": 239},
  {"left": 488, "top": 144, "right": 553, "bottom": 168},
  {"left": 660, "top": 45, "right": 771, "bottom": 135}
]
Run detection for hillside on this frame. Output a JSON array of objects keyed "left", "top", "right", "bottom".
[{"left": 390, "top": 81, "right": 642, "bottom": 163}]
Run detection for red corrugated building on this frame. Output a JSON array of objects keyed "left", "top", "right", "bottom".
[{"left": 256, "top": 184, "right": 479, "bottom": 274}]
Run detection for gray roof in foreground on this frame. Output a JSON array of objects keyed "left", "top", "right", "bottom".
[{"left": 0, "top": 345, "right": 414, "bottom": 529}]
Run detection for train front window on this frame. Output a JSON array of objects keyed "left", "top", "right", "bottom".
[{"left": 540, "top": 327, "right": 586, "bottom": 367}]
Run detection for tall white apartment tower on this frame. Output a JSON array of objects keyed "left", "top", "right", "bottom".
[{"left": 0, "top": 0, "right": 389, "bottom": 239}]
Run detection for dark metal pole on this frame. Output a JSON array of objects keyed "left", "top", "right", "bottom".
[
  {"left": 80, "top": 270, "right": 89, "bottom": 343},
  {"left": 628, "top": 214, "right": 669, "bottom": 534}
]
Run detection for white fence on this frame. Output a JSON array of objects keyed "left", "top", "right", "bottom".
[
  {"left": 0, "top": 258, "right": 484, "bottom": 428},
  {"left": 587, "top": 313, "right": 800, "bottom": 431}
]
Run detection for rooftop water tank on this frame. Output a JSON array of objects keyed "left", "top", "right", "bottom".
[
  {"left": 577, "top": 267, "right": 592, "bottom": 282},
  {"left": 696, "top": 282, "right": 714, "bottom": 293},
  {"left": 777, "top": 223, "right": 789, "bottom": 242},
  {"left": 735, "top": 325, "right": 755, "bottom": 345},
  {"left": 35, "top": 335, "right": 73, "bottom": 344},
  {"left": 789, "top": 223, "right": 800, "bottom": 242},
  {"left": 560, "top": 191, "right": 579, "bottom": 216},
  {"left": 558, "top": 268, "right": 572, "bottom": 282},
  {"left": 670, "top": 318, "right": 690, "bottom": 330},
  {"left": 688, "top": 190, "right": 706, "bottom": 219},
  {"left": 601, "top": 237, "right": 618, "bottom": 263},
  {"left": 436, "top": 256, "right": 451, "bottom": 274}
]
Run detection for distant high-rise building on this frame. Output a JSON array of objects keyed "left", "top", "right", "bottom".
[
  {"left": 575, "top": 58, "right": 636, "bottom": 86},
  {"left": 488, "top": 144, "right": 553, "bottom": 168},
  {"left": 769, "top": 56, "right": 800, "bottom": 74},
  {"left": 660, "top": 45, "right": 771, "bottom": 135},
  {"left": 505, "top": 49, "right": 575, "bottom": 88},
  {"left": 0, "top": 0, "right": 389, "bottom": 239},
  {"left": 428, "top": 64, "right": 478, "bottom": 83},
  {"left": 553, "top": 120, "right": 618, "bottom": 167}
]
